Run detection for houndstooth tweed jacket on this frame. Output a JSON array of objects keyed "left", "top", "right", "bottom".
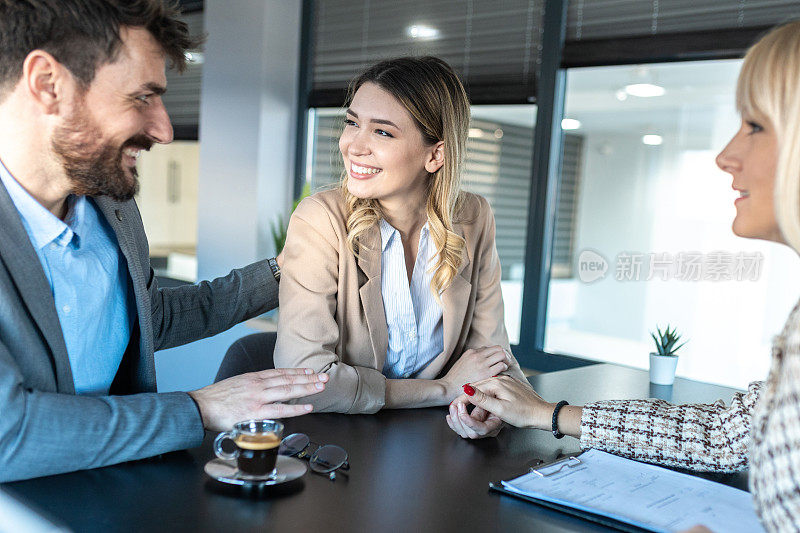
[{"left": 579, "top": 299, "right": 800, "bottom": 532}]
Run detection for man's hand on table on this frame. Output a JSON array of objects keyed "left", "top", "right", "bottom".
[{"left": 188, "top": 368, "right": 328, "bottom": 431}]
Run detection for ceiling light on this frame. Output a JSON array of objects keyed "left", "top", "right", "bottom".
[
  {"left": 642, "top": 134, "right": 663, "bottom": 146},
  {"left": 620, "top": 66, "right": 665, "bottom": 98},
  {"left": 561, "top": 118, "right": 581, "bottom": 130},
  {"left": 407, "top": 25, "right": 439, "bottom": 40},
  {"left": 493, "top": 128, "right": 504, "bottom": 139},
  {"left": 615, "top": 89, "right": 628, "bottom": 101},
  {"left": 468, "top": 128, "right": 484, "bottom": 138},
  {"left": 625, "top": 83, "right": 665, "bottom": 97},
  {"left": 184, "top": 51, "right": 204, "bottom": 65}
]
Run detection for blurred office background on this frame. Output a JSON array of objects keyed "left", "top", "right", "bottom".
[{"left": 144, "top": 0, "right": 800, "bottom": 392}]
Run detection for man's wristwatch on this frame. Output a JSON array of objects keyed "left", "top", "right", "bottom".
[{"left": 268, "top": 257, "right": 281, "bottom": 282}]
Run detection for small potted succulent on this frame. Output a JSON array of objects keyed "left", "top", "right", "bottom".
[{"left": 649, "top": 325, "right": 686, "bottom": 385}]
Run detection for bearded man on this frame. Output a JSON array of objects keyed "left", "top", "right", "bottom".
[{"left": 0, "top": 0, "right": 326, "bottom": 482}]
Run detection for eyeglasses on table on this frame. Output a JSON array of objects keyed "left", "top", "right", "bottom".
[{"left": 279, "top": 433, "right": 350, "bottom": 480}]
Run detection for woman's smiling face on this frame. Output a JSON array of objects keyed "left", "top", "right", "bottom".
[
  {"left": 339, "top": 82, "right": 442, "bottom": 206},
  {"left": 716, "top": 114, "right": 782, "bottom": 243}
]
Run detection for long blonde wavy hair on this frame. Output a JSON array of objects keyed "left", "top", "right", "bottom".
[
  {"left": 736, "top": 20, "right": 800, "bottom": 251},
  {"left": 341, "top": 56, "right": 471, "bottom": 297}
]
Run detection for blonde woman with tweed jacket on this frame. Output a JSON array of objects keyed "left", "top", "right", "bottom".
[{"left": 447, "top": 21, "right": 800, "bottom": 532}]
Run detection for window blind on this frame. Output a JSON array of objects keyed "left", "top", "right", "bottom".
[
  {"left": 163, "top": 11, "right": 204, "bottom": 138},
  {"left": 566, "top": 0, "right": 799, "bottom": 41},
  {"left": 311, "top": 0, "right": 545, "bottom": 105},
  {"left": 308, "top": 112, "right": 345, "bottom": 192},
  {"left": 552, "top": 133, "right": 583, "bottom": 278},
  {"left": 178, "top": 0, "right": 203, "bottom": 13},
  {"left": 462, "top": 118, "right": 532, "bottom": 278}
]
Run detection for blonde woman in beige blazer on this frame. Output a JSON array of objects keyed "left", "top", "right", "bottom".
[{"left": 274, "top": 57, "right": 528, "bottom": 419}]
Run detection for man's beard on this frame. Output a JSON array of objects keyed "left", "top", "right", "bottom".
[{"left": 51, "top": 102, "right": 153, "bottom": 202}]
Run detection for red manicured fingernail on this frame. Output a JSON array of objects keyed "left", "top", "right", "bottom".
[{"left": 463, "top": 384, "right": 475, "bottom": 396}]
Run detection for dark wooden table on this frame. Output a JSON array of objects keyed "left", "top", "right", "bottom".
[{"left": 3, "top": 364, "right": 748, "bottom": 532}]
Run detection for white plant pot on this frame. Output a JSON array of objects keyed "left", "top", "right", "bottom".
[{"left": 649, "top": 353, "right": 679, "bottom": 385}]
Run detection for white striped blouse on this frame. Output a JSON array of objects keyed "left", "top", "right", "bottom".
[{"left": 379, "top": 218, "right": 444, "bottom": 379}]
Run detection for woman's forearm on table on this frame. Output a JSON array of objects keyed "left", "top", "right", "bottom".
[{"left": 385, "top": 378, "right": 449, "bottom": 408}]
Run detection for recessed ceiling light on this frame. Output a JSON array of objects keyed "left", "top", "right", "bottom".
[
  {"left": 625, "top": 83, "right": 665, "bottom": 98},
  {"left": 184, "top": 51, "right": 204, "bottom": 64},
  {"left": 561, "top": 118, "right": 581, "bottom": 130},
  {"left": 642, "top": 134, "right": 663, "bottom": 145},
  {"left": 468, "top": 128, "right": 484, "bottom": 138},
  {"left": 407, "top": 25, "right": 439, "bottom": 40}
]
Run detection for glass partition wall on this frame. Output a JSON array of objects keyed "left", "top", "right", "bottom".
[
  {"left": 543, "top": 60, "right": 800, "bottom": 388},
  {"left": 298, "top": 0, "right": 800, "bottom": 383}
]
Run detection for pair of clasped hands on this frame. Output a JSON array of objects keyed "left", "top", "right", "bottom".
[{"left": 444, "top": 345, "right": 517, "bottom": 439}]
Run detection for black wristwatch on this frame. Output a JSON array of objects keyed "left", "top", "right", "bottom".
[
  {"left": 551, "top": 400, "right": 569, "bottom": 439},
  {"left": 268, "top": 257, "right": 281, "bottom": 282}
]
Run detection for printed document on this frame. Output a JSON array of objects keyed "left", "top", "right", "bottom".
[{"left": 501, "top": 448, "right": 763, "bottom": 532}]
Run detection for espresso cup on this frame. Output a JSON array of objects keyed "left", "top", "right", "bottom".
[{"left": 214, "top": 419, "right": 284, "bottom": 479}]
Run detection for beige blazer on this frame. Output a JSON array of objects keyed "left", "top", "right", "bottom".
[{"left": 274, "top": 189, "right": 527, "bottom": 414}]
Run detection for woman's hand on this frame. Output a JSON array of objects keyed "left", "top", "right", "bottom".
[
  {"left": 446, "top": 402, "right": 504, "bottom": 439},
  {"left": 449, "top": 376, "right": 554, "bottom": 433},
  {"left": 438, "top": 345, "right": 510, "bottom": 400}
]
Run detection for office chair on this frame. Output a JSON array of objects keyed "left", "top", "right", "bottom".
[{"left": 214, "top": 332, "right": 276, "bottom": 383}]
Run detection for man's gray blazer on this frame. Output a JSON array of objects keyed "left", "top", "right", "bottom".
[{"left": 0, "top": 180, "right": 278, "bottom": 482}]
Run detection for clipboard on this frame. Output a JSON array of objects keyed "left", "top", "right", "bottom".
[
  {"left": 489, "top": 453, "right": 654, "bottom": 533},
  {"left": 488, "top": 449, "right": 764, "bottom": 533}
]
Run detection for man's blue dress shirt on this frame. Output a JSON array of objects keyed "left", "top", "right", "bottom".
[{"left": 0, "top": 159, "right": 133, "bottom": 395}]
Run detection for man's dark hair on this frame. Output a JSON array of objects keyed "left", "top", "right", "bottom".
[{"left": 0, "top": 0, "right": 199, "bottom": 95}]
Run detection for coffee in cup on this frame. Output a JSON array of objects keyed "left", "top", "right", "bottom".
[
  {"left": 233, "top": 432, "right": 281, "bottom": 477},
  {"left": 214, "top": 420, "right": 284, "bottom": 479}
]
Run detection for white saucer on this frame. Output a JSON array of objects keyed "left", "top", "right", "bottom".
[{"left": 204, "top": 455, "right": 307, "bottom": 486}]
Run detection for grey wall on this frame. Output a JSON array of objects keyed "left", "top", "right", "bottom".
[{"left": 156, "top": 1, "right": 302, "bottom": 392}]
